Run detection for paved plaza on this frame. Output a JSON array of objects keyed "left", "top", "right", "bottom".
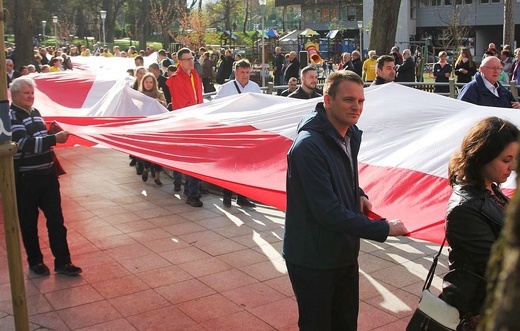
[{"left": 0, "top": 146, "right": 448, "bottom": 330}]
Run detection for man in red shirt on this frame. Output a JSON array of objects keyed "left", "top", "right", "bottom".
[{"left": 166, "top": 48, "right": 204, "bottom": 207}]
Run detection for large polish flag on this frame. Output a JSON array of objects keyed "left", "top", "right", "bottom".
[{"left": 24, "top": 65, "right": 519, "bottom": 244}]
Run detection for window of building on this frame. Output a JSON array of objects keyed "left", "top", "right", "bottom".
[
  {"left": 419, "top": 0, "right": 430, "bottom": 7},
  {"left": 410, "top": 0, "right": 417, "bottom": 19},
  {"left": 330, "top": 7, "right": 337, "bottom": 21},
  {"left": 321, "top": 8, "right": 328, "bottom": 22},
  {"left": 444, "top": 0, "right": 452, "bottom": 5},
  {"left": 490, "top": 0, "right": 501, "bottom": 3},
  {"left": 304, "top": 8, "right": 313, "bottom": 24},
  {"left": 431, "top": 0, "right": 442, "bottom": 5},
  {"left": 347, "top": 6, "right": 356, "bottom": 21},
  {"left": 465, "top": 0, "right": 472, "bottom": 3},
  {"left": 480, "top": 0, "right": 489, "bottom": 2}
]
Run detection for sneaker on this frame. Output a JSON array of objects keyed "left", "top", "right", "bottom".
[
  {"left": 174, "top": 184, "right": 181, "bottom": 192},
  {"left": 142, "top": 169, "right": 149, "bottom": 182},
  {"left": 237, "top": 198, "right": 256, "bottom": 208},
  {"left": 55, "top": 263, "right": 82, "bottom": 276},
  {"left": 186, "top": 196, "right": 203, "bottom": 207},
  {"left": 30, "top": 263, "right": 50, "bottom": 276}
]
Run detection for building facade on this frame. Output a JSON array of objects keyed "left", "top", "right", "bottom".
[{"left": 276, "top": 0, "right": 520, "bottom": 61}]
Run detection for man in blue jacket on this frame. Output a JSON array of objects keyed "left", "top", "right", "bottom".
[
  {"left": 458, "top": 56, "right": 520, "bottom": 108},
  {"left": 283, "top": 71, "right": 408, "bottom": 330}
]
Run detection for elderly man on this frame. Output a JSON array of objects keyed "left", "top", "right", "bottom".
[
  {"left": 458, "top": 56, "right": 520, "bottom": 108},
  {"left": 288, "top": 66, "right": 322, "bottom": 99},
  {"left": 273, "top": 46, "right": 285, "bottom": 91},
  {"left": 395, "top": 49, "right": 415, "bottom": 83},
  {"left": 284, "top": 51, "right": 300, "bottom": 83},
  {"left": 371, "top": 55, "right": 396, "bottom": 86},
  {"left": 281, "top": 77, "right": 298, "bottom": 96},
  {"left": 338, "top": 52, "right": 355, "bottom": 71},
  {"left": 10, "top": 77, "right": 82, "bottom": 276}
]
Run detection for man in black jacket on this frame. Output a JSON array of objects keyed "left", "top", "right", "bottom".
[
  {"left": 273, "top": 46, "right": 285, "bottom": 93},
  {"left": 283, "top": 71, "right": 407, "bottom": 330},
  {"left": 288, "top": 66, "right": 322, "bottom": 99},
  {"left": 371, "top": 55, "right": 395, "bottom": 86},
  {"left": 284, "top": 51, "right": 300, "bottom": 83},
  {"left": 351, "top": 50, "right": 363, "bottom": 77},
  {"left": 395, "top": 49, "right": 415, "bottom": 83}
]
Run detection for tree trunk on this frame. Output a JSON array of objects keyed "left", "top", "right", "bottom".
[
  {"left": 13, "top": 0, "right": 33, "bottom": 69},
  {"left": 138, "top": 0, "right": 149, "bottom": 51},
  {"left": 503, "top": 0, "right": 516, "bottom": 48},
  {"left": 243, "top": 0, "right": 249, "bottom": 33},
  {"left": 369, "top": 0, "right": 401, "bottom": 56}
]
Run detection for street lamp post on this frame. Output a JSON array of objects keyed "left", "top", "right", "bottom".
[
  {"left": 42, "top": 21, "right": 47, "bottom": 47},
  {"left": 357, "top": 20, "right": 363, "bottom": 59},
  {"left": 259, "top": 0, "right": 267, "bottom": 88},
  {"left": 52, "top": 15, "right": 58, "bottom": 47},
  {"left": 100, "top": 10, "right": 107, "bottom": 46}
]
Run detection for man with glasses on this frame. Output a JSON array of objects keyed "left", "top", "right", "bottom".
[
  {"left": 166, "top": 47, "right": 205, "bottom": 207},
  {"left": 458, "top": 56, "right": 520, "bottom": 108}
]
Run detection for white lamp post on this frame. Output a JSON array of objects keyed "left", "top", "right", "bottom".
[
  {"left": 259, "top": 0, "right": 267, "bottom": 88},
  {"left": 42, "top": 21, "right": 47, "bottom": 47},
  {"left": 52, "top": 16, "right": 58, "bottom": 47},
  {"left": 100, "top": 10, "right": 107, "bottom": 46},
  {"left": 357, "top": 20, "right": 363, "bottom": 59}
]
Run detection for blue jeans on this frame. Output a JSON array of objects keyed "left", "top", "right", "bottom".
[{"left": 184, "top": 175, "right": 200, "bottom": 198}]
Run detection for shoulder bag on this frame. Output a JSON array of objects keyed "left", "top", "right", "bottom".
[{"left": 406, "top": 238, "right": 460, "bottom": 331}]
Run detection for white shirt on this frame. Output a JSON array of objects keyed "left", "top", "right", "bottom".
[
  {"left": 482, "top": 75, "right": 500, "bottom": 97},
  {"left": 214, "top": 79, "right": 261, "bottom": 99}
]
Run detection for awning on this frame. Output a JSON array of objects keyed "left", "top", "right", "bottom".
[
  {"left": 326, "top": 30, "right": 339, "bottom": 39},
  {"left": 299, "top": 28, "right": 319, "bottom": 37},
  {"left": 221, "top": 30, "right": 238, "bottom": 40},
  {"left": 267, "top": 28, "right": 280, "bottom": 38}
]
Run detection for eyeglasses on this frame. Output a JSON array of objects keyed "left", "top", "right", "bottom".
[
  {"left": 179, "top": 57, "right": 194, "bottom": 61},
  {"left": 483, "top": 66, "right": 503, "bottom": 72}
]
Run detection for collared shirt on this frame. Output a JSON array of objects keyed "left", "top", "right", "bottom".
[
  {"left": 214, "top": 79, "right": 261, "bottom": 99},
  {"left": 482, "top": 75, "right": 499, "bottom": 97}
]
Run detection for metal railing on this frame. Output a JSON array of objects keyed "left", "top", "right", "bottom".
[{"left": 203, "top": 79, "right": 519, "bottom": 101}]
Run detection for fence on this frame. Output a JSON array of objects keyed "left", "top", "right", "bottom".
[{"left": 203, "top": 79, "right": 520, "bottom": 101}]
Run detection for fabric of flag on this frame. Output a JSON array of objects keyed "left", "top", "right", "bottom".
[{"left": 20, "top": 60, "right": 519, "bottom": 244}]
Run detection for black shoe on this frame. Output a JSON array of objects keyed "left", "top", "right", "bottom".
[
  {"left": 129, "top": 158, "right": 137, "bottom": 166},
  {"left": 155, "top": 179, "right": 163, "bottom": 187},
  {"left": 186, "top": 196, "right": 203, "bottom": 207},
  {"left": 30, "top": 263, "right": 50, "bottom": 276},
  {"left": 174, "top": 184, "right": 181, "bottom": 192},
  {"left": 223, "top": 195, "right": 232, "bottom": 207},
  {"left": 237, "top": 198, "right": 256, "bottom": 208},
  {"left": 136, "top": 166, "right": 143, "bottom": 175},
  {"left": 142, "top": 169, "right": 149, "bottom": 182},
  {"left": 55, "top": 263, "right": 82, "bottom": 276}
]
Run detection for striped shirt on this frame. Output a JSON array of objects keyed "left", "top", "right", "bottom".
[{"left": 9, "top": 104, "right": 57, "bottom": 174}]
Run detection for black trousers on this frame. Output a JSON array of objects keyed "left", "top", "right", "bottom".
[
  {"left": 286, "top": 261, "right": 360, "bottom": 331},
  {"left": 16, "top": 173, "right": 71, "bottom": 268}
]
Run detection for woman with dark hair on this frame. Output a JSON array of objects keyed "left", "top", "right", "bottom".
[
  {"left": 454, "top": 47, "right": 476, "bottom": 84},
  {"left": 443, "top": 116, "right": 519, "bottom": 330}
]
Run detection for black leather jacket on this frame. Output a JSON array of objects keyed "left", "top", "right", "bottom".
[{"left": 443, "top": 184, "right": 506, "bottom": 315}]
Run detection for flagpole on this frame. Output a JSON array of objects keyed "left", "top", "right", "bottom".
[{"left": 0, "top": 4, "right": 30, "bottom": 331}]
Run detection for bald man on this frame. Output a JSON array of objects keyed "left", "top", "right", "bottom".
[{"left": 458, "top": 56, "right": 520, "bottom": 108}]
